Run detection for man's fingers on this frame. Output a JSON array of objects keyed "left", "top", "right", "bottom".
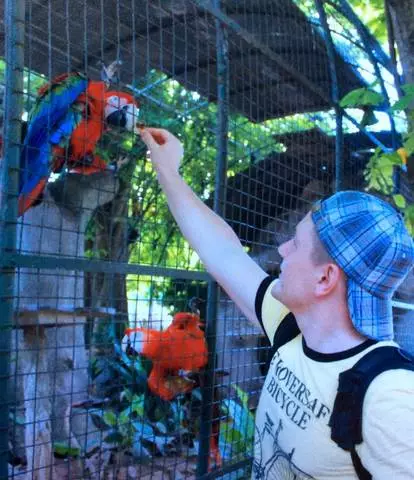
[
  {"left": 140, "top": 127, "right": 169, "bottom": 146},
  {"left": 139, "top": 128, "right": 158, "bottom": 150},
  {"left": 145, "top": 127, "right": 169, "bottom": 145},
  {"left": 151, "top": 130, "right": 167, "bottom": 145}
]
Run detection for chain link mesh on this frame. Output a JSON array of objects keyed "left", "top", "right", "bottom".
[{"left": 0, "top": 1, "right": 412, "bottom": 478}]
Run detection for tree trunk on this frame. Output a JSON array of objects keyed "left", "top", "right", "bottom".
[
  {"left": 386, "top": 1, "right": 414, "bottom": 350},
  {"left": 85, "top": 160, "right": 141, "bottom": 368},
  {"left": 388, "top": 0, "right": 414, "bottom": 145},
  {"left": 87, "top": 188, "right": 130, "bottom": 348},
  {"left": 12, "top": 171, "right": 119, "bottom": 475},
  {"left": 388, "top": 0, "right": 414, "bottom": 86}
]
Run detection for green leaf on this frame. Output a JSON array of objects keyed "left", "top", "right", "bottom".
[
  {"left": 234, "top": 385, "right": 249, "bottom": 409},
  {"left": 53, "top": 442, "right": 81, "bottom": 458},
  {"left": 393, "top": 194, "right": 407, "bottom": 209},
  {"left": 361, "top": 107, "right": 378, "bottom": 127},
  {"left": 90, "top": 412, "right": 111, "bottom": 431},
  {"left": 340, "top": 90, "right": 362, "bottom": 107},
  {"left": 362, "top": 90, "right": 384, "bottom": 106},
  {"left": 403, "top": 135, "right": 414, "bottom": 156},
  {"left": 119, "top": 407, "right": 132, "bottom": 425},
  {"left": 391, "top": 96, "right": 414, "bottom": 112},
  {"left": 404, "top": 205, "right": 414, "bottom": 237},
  {"left": 377, "top": 152, "right": 402, "bottom": 167},
  {"left": 340, "top": 88, "right": 383, "bottom": 108},
  {"left": 107, "top": 359, "right": 134, "bottom": 384},
  {"left": 131, "top": 394, "right": 145, "bottom": 417},
  {"left": 402, "top": 83, "right": 414, "bottom": 96},
  {"left": 133, "top": 420, "right": 154, "bottom": 439},
  {"left": 104, "top": 430, "right": 125, "bottom": 444},
  {"left": 103, "top": 410, "right": 118, "bottom": 427},
  {"left": 123, "top": 389, "right": 133, "bottom": 403},
  {"left": 89, "top": 357, "right": 104, "bottom": 381},
  {"left": 391, "top": 84, "right": 414, "bottom": 111},
  {"left": 132, "top": 431, "right": 153, "bottom": 459},
  {"left": 155, "top": 421, "right": 168, "bottom": 434}
]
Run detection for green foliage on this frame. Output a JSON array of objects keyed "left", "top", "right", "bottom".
[
  {"left": 88, "top": 341, "right": 201, "bottom": 460},
  {"left": 126, "top": 70, "right": 322, "bottom": 273},
  {"left": 162, "top": 279, "right": 208, "bottom": 317},
  {"left": 53, "top": 442, "right": 81, "bottom": 458},
  {"left": 340, "top": 85, "right": 414, "bottom": 235},
  {"left": 391, "top": 85, "right": 414, "bottom": 113},
  {"left": 348, "top": 0, "right": 387, "bottom": 44},
  {"left": 404, "top": 204, "right": 414, "bottom": 236},
  {"left": 393, "top": 194, "right": 406, "bottom": 209},
  {"left": 87, "top": 339, "right": 255, "bottom": 467},
  {"left": 119, "top": 71, "right": 323, "bottom": 308},
  {"left": 364, "top": 148, "right": 402, "bottom": 194},
  {"left": 340, "top": 88, "right": 384, "bottom": 108},
  {"left": 219, "top": 385, "right": 255, "bottom": 462},
  {"left": 404, "top": 131, "right": 414, "bottom": 156}
]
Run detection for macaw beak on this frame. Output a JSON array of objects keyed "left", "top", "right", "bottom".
[
  {"left": 105, "top": 103, "right": 140, "bottom": 133},
  {"left": 106, "top": 108, "right": 128, "bottom": 128}
]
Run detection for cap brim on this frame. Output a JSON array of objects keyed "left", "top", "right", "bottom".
[{"left": 347, "top": 278, "right": 394, "bottom": 341}]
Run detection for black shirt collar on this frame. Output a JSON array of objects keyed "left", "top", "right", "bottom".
[{"left": 302, "top": 337, "right": 378, "bottom": 362}]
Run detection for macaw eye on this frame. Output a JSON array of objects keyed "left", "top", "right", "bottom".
[{"left": 106, "top": 96, "right": 128, "bottom": 109}]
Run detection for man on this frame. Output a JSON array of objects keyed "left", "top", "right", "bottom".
[{"left": 136, "top": 127, "right": 414, "bottom": 479}]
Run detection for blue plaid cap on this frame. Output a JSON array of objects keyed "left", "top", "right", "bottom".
[{"left": 311, "top": 191, "right": 414, "bottom": 340}]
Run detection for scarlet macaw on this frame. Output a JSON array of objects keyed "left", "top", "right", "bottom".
[
  {"left": 18, "top": 71, "right": 140, "bottom": 216},
  {"left": 123, "top": 311, "right": 208, "bottom": 401}
]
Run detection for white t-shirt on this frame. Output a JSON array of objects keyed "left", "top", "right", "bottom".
[{"left": 253, "top": 277, "right": 414, "bottom": 479}]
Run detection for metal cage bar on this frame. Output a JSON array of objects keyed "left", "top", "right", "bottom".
[
  {"left": 197, "top": 0, "right": 230, "bottom": 475},
  {"left": 0, "top": 0, "right": 25, "bottom": 477},
  {"left": 314, "top": 0, "right": 344, "bottom": 192}
]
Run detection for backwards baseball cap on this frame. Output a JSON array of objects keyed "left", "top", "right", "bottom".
[{"left": 311, "top": 190, "right": 414, "bottom": 340}]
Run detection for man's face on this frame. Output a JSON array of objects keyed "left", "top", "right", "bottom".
[{"left": 271, "top": 212, "right": 320, "bottom": 312}]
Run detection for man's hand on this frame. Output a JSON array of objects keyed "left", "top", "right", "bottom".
[{"left": 139, "top": 127, "right": 184, "bottom": 177}]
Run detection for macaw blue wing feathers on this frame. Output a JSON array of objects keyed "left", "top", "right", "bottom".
[{"left": 19, "top": 72, "right": 88, "bottom": 215}]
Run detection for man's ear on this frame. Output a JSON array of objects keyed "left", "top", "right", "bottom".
[{"left": 314, "top": 263, "right": 342, "bottom": 297}]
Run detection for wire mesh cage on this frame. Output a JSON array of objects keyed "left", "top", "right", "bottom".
[{"left": 0, "top": 0, "right": 413, "bottom": 479}]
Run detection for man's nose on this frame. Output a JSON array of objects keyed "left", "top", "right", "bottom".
[{"left": 278, "top": 241, "right": 288, "bottom": 258}]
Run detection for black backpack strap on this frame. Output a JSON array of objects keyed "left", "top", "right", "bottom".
[
  {"left": 350, "top": 448, "right": 371, "bottom": 480},
  {"left": 262, "top": 313, "right": 300, "bottom": 372},
  {"left": 254, "top": 276, "right": 300, "bottom": 373},
  {"left": 272, "top": 313, "right": 301, "bottom": 351},
  {"left": 329, "top": 346, "right": 414, "bottom": 479}
]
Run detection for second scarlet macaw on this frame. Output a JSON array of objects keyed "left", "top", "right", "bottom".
[{"left": 123, "top": 310, "right": 222, "bottom": 469}]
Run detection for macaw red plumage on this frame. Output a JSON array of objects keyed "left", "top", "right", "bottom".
[
  {"left": 18, "top": 71, "right": 140, "bottom": 216},
  {"left": 54, "top": 82, "right": 139, "bottom": 175},
  {"left": 123, "top": 310, "right": 222, "bottom": 469},
  {"left": 124, "top": 312, "right": 208, "bottom": 401}
]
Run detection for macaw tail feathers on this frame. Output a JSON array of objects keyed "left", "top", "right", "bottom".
[{"left": 18, "top": 178, "right": 48, "bottom": 217}]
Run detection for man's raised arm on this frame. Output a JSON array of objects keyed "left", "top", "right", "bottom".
[{"left": 139, "top": 127, "right": 267, "bottom": 328}]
